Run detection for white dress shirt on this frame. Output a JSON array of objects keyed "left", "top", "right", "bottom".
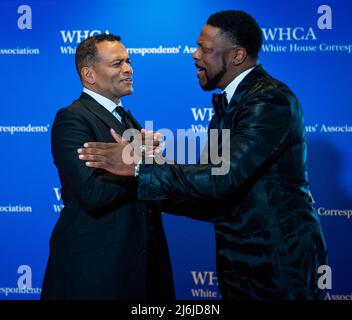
[
  {"left": 223, "top": 66, "right": 256, "bottom": 104},
  {"left": 83, "top": 87, "right": 123, "bottom": 122}
]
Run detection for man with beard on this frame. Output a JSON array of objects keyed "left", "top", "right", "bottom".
[{"left": 77, "top": 11, "right": 328, "bottom": 299}]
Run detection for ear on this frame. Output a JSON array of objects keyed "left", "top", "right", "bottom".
[
  {"left": 80, "top": 66, "right": 96, "bottom": 85},
  {"left": 232, "top": 47, "right": 247, "bottom": 65}
]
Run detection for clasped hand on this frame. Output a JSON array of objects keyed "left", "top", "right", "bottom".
[{"left": 77, "top": 128, "right": 163, "bottom": 176}]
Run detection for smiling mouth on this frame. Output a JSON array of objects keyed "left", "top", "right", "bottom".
[{"left": 121, "top": 78, "right": 133, "bottom": 85}]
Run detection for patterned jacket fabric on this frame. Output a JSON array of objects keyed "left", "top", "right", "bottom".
[{"left": 138, "top": 65, "right": 328, "bottom": 299}]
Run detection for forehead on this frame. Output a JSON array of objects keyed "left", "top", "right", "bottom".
[
  {"left": 96, "top": 41, "right": 128, "bottom": 60},
  {"left": 197, "top": 24, "right": 221, "bottom": 43}
]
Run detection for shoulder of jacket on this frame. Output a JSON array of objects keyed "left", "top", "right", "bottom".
[
  {"left": 245, "top": 74, "right": 296, "bottom": 102},
  {"left": 55, "top": 98, "right": 86, "bottom": 116}
]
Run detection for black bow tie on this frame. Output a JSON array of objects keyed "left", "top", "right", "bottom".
[{"left": 212, "top": 93, "right": 228, "bottom": 119}]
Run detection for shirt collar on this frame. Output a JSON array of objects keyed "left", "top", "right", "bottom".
[
  {"left": 83, "top": 87, "right": 122, "bottom": 112},
  {"left": 223, "top": 66, "right": 256, "bottom": 104}
]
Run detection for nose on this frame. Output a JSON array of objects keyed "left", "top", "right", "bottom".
[
  {"left": 192, "top": 48, "right": 201, "bottom": 61},
  {"left": 122, "top": 61, "right": 133, "bottom": 74}
]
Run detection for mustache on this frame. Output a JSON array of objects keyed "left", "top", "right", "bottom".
[{"left": 195, "top": 63, "right": 205, "bottom": 69}]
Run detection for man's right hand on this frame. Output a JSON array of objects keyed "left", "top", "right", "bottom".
[
  {"left": 77, "top": 129, "right": 137, "bottom": 176},
  {"left": 77, "top": 128, "right": 164, "bottom": 176}
]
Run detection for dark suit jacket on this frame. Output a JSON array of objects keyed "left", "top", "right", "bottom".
[
  {"left": 41, "top": 92, "right": 174, "bottom": 300},
  {"left": 137, "top": 66, "right": 328, "bottom": 299}
]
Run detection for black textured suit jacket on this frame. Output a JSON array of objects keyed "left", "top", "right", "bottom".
[
  {"left": 137, "top": 66, "right": 327, "bottom": 299},
  {"left": 41, "top": 93, "right": 174, "bottom": 300}
]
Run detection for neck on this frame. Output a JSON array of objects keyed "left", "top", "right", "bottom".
[
  {"left": 221, "top": 60, "right": 257, "bottom": 90},
  {"left": 83, "top": 84, "right": 119, "bottom": 104},
  {"left": 236, "top": 61, "right": 257, "bottom": 76}
]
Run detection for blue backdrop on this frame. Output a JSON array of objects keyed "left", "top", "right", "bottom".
[{"left": 0, "top": 0, "right": 351, "bottom": 300}]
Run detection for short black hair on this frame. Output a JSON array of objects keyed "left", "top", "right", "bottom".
[
  {"left": 75, "top": 33, "right": 121, "bottom": 78},
  {"left": 207, "top": 10, "right": 262, "bottom": 58}
]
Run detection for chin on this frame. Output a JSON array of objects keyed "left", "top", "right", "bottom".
[
  {"left": 199, "top": 81, "right": 209, "bottom": 91},
  {"left": 125, "top": 88, "right": 134, "bottom": 95},
  {"left": 200, "top": 83, "right": 216, "bottom": 92}
]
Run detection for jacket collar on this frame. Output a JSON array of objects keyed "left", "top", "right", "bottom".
[
  {"left": 229, "top": 64, "right": 268, "bottom": 106},
  {"left": 78, "top": 92, "right": 126, "bottom": 136}
]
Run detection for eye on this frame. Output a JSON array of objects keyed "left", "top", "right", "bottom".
[{"left": 201, "top": 47, "right": 212, "bottom": 54}]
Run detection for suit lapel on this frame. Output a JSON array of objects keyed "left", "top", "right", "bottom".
[
  {"left": 126, "top": 110, "right": 142, "bottom": 130},
  {"left": 78, "top": 92, "right": 126, "bottom": 136}
]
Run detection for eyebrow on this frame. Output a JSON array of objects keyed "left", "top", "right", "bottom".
[
  {"left": 197, "top": 40, "right": 211, "bottom": 46},
  {"left": 110, "top": 56, "right": 130, "bottom": 63}
]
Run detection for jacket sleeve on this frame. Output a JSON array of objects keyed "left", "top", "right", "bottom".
[
  {"left": 137, "top": 90, "right": 293, "bottom": 211},
  {"left": 51, "top": 108, "right": 135, "bottom": 213},
  {"left": 157, "top": 197, "right": 226, "bottom": 222}
]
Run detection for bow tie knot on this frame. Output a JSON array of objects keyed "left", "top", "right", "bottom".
[{"left": 212, "top": 92, "right": 228, "bottom": 119}]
